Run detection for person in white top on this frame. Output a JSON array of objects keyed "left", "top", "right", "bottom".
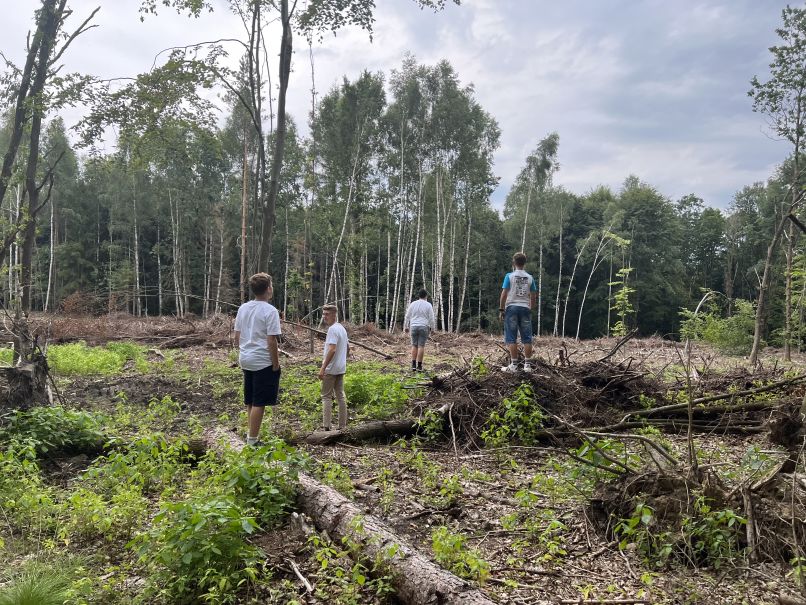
[
  {"left": 403, "top": 288, "right": 436, "bottom": 372},
  {"left": 319, "top": 304, "right": 349, "bottom": 431},
  {"left": 233, "top": 273, "right": 281, "bottom": 446}
]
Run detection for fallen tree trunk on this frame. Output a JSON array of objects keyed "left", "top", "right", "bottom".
[
  {"left": 282, "top": 319, "right": 393, "bottom": 359},
  {"left": 305, "top": 418, "right": 419, "bottom": 445},
  {"left": 207, "top": 428, "right": 499, "bottom": 605}
]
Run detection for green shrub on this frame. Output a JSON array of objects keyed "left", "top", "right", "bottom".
[
  {"left": 57, "top": 485, "right": 148, "bottom": 545},
  {"left": 680, "top": 298, "right": 756, "bottom": 355},
  {"left": 202, "top": 440, "right": 302, "bottom": 523},
  {"left": 431, "top": 526, "right": 489, "bottom": 584},
  {"left": 0, "top": 406, "right": 106, "bottom": 455},
  {"left": 344, "top": 369, "right": 410, "bottom": 419},
  {"left": 482, "top": 384, "right": 544, "bottom": 447},
  {"left": 130, "top": 495, "right": 262, "bottom": 604},
  {"left": 0, "top": 443, "right": 57, "bottom": 532}
]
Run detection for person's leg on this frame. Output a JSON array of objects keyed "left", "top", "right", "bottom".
[
  {"left": 243, "top": 370, "right": 254, "bottom": 441},
  {"left": 503, "top": 307, "right": 519, "bottom": 370},
  {"left": 410, "top": 344, "right": 418, "bottom": 370},
  {"left": 247, "top": 406, "right": 265, "bottom": 442},
  {"left": 519, "top": 308, "right": 534, "bottom": 369},
  {"left": 321, "top": 374, "right": 335, "bottom": 430},
  {"left": 335, "top": 374, "right": 347, "bottom": 430},
  {"left": 416, "top": 346, "right": 426, "bottom": 363}
]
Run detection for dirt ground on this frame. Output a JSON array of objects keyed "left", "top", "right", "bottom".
[{"left": 30, "top": 317, "right": 806, "bottom": 604}]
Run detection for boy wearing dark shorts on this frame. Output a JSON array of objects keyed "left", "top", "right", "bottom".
[
  {"left": 234, "top": 273, "right": 281, "bottom": 446},
  {"left": 499, "top": 252, "right": 537, "bottom": 372}
]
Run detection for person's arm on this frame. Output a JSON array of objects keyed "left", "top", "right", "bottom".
[
  {"left": 319, "top": 344, "right": 337, "bottom": 380},
  {"left": 499, "top": 289, "right": 508, "bottom": 318},
  {"left": 267, "top": 335, "right": 280, "bottom": 371},
  {"left": 529, "top": 278, "right": 538, "bottom": 310}
]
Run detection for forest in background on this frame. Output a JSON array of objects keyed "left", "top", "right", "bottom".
[{"left": 1, "top": 0, "right": 804, "bottom": 349}]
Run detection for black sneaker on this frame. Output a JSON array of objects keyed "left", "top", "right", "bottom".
[{"left": 247, "top": 439, "right": 265, "bottom": 447}]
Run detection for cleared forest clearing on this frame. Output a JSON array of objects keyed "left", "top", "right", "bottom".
[{"left": 0, "top": 315, "right": 804, "bottom": 604}]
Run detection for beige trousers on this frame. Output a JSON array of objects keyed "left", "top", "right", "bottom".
[{"left": 322, "top": 373, "right": 347, "bottom": 430}]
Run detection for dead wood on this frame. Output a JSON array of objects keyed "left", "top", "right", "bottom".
[
  {"left": 282, "top": 319, "right": 393, "bottom": 359},
  {"left": 779, "top": 594, "right": 806, "bottom": 605},
  {"left": 206, "top": 428, "right": 497, "bottom": 605},
  {"left": 304, "top": 419, "right": 419, "bottom": 445}
]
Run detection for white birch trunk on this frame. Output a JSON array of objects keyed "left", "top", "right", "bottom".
[
  {"left": 553, "top": 203, "right": 563, "bottom": 337},
  {"left": 44, "top": 195, "right": 55, "bottom": 312},
  {"left": 561, "top": 233, "right": 592, "bottom": 338}
]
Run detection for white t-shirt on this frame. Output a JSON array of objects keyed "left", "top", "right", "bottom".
[
  {"left": 234, "top": 300, "right": 281, "bottom": 371},
  {"left": 404, "top": 299, "right": 436, "bottom": 330},
  {"left": 323, "top": 322, "right": 349, "bottom": 375}
]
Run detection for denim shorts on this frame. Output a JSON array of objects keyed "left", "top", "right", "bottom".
[
  {"left": 410, "top": 326, "right": 430, "bottom": 347},
  {"left": 504, "top": 306, "right": 533, "bottom": 344}
]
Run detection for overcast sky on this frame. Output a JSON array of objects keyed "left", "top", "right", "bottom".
[{"left": 2, "top": 0, "right": 797, "bottom": 209}]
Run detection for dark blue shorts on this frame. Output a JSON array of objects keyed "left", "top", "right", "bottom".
[
  {"left": 243, "top": 366, "right": 281, "bottom": 407},
  {"left": 504, "top": 306, "right": 533, "bottom": 344}
]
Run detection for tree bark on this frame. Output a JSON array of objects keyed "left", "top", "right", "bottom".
[
  {"left": 257, "top": 0, "right": 292, "bottom": 271},
  {"left": 206, "top": 428, "right": 497, "bottom": 605}
]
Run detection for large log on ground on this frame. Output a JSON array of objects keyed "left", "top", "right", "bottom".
[
  {"left": 304, "top": 418, "right": 419, "bottom": 445},
  {"left": 296, "top": 473, "right": 499, "bottom": 605},
  {"left": 207, "top": 428, "right": 500, "bottom": 605}
]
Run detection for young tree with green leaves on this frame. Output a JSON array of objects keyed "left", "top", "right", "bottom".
[{"left": 748, "top": 5, "right": 806, "bottom": 363}]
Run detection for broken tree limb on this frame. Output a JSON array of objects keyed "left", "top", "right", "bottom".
[
  {"left": 206, "top": 428, "right": 497, "bottom": 605},
  {"left": 625, "top": 373, "right": 806, "bottom": 420},
  {"left": 281, "top": 319, "right": 393, "bottom": 359},
  {"left": 304, "top": 403, "right": 452, "bottom": 446},
  {"left": 304, "top": 419, "right": 419, "bottom": 446}
]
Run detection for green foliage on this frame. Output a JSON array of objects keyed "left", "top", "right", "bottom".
[
  {"left": 0, "top": 442, "right": 57, "bottom": 532},
  {"left": 431, "top": 526, "right": 490, "bottom": 584},
  {"left": 680, "top": 298, "right": 756, "bottom": 355},
  {"left": 610, "top": 266, "right": 635, "bottom": 336},
  {"left": 615, "top": 497, "right": 746, "bottom": 569},
  {"left": 130, "top": 495, "right": 262, "bottom": 604},
  {"left": 58, "top": 485, "right": 148, "bottom": 545},
  {"left": 470, "top": 355, "right": 489, "bottom": 379},
  {"left": 46, "top": 342, "right": 147, "bottom": 376},
  {"left": 307, "top": 532, "right": 395, "bottom": 604},
  {"left": 680, "top": 497, "right": 746, "bottom": 568},
  {"left": 320, "top": 461, "right": 355, "bottom": 498},
  {"left": 0, "top": 567, "right": 71, "bottom": 605},
  {"left": 0, "top": 406, "right": 106, "bottom": 455},
  {"left": 344, "top": 367, "right": 411, "bottom": 419},
  {"left": 481, "top": 384, "right": 544, "bottom": 447},
  {"left": 377, "top": 468, "right": 395, "bottom": 515}
]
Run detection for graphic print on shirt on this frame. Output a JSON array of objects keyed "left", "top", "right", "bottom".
[{"left": 513, "top": 276, "right": 530, "bottom": 298}]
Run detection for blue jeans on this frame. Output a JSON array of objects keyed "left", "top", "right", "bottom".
[{"left": 504, "top": 306, "right": 533, "bottom": 344}]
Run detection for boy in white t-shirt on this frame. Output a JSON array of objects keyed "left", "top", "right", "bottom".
[
  {"left": 318, "top": 304, "right": 349, "bottom": 431},
  {"left": 233, "top": 273, "right": 281, "bottom": 446}
]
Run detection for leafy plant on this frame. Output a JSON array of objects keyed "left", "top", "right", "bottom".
[
  {"left": 610, "top": 266, "right": 635, "bottom": 337},
  {"left": 680, "top": 497, "right": 746, "bottom": 568},
  {"left": 0, "top": 406, "right": 106, "bottom": 455},
  {"left": 130, "top": 495, "right": 262, "bottom": 604},
  {"left": 431, "top": 526, "right": 490, "bottom": 584},
  {"left": 320, "top": 461, "right": 355, "bottom": 498},
  {"left": 680, "top": 298, "right": 756, "bottom": 355},
  {"left": 482, "top": 384, "right": 544, "bottom": 447}
]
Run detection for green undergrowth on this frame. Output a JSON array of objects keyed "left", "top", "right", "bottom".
[
  {"left": 0, "top": 399, "right": 306, "bottom": 604},
  {"left": 276, "top": 362, "right": 421, "bottom": 432},
  {"left": 0, "top": 342, "right": 155, "bottom": 376}
]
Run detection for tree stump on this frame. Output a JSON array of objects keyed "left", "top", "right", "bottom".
[{"left": 0, "top": 351, "right": 50, "bottom": 411}]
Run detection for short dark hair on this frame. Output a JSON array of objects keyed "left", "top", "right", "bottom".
[
  {"left": 249, "top": 273, "right": 272, "bottom": 296},
  {"left": 322, "top": 304, "right": 338, "bottom": 313},
  {"left": 417, "top": 289, "right": 428, "bottom": 299},
  {"left": 513, "top": 252, "right": 527, "bottom": 268}
]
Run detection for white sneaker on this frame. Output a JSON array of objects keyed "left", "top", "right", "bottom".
[
  {"left": 523, "top": 361, "right": 533, "bottom": 372},
  {"left": 502, "top": 363, "right": 518, "bottom": 373}
]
